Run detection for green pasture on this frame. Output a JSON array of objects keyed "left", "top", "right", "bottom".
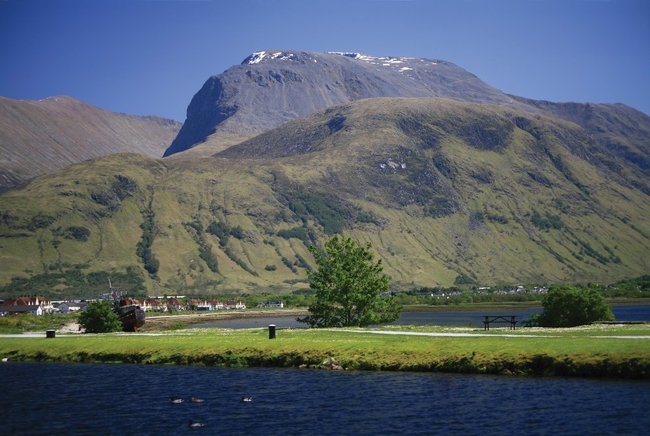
[{"left": 1, "top": 324, "right": 649, "bottom": 379}]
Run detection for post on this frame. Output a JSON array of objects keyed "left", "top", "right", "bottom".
[
  {"left": 46, "top": 330, "right": 56, "bottom": 338},
  {"left": 268, "top": 324, "right": 276, "bottom": 339}
]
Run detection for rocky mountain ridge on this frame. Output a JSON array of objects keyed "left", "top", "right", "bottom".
[
  {"left": 163, "top": 50, "right": 535, "bottom": 157},
  {"left": 0, "top": 95, "right": 181, "bottom": 193}
]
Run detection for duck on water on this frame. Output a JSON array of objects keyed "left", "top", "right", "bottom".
[{"left": 188, "top": 420, "right": 205, "bottom": 428}]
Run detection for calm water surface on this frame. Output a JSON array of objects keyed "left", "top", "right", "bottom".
[
  {"left": 1, "top": 362, "right": 649, "bottom": 435},
  {"left": 190, "top": 304, "right": 650, "bottom": 330}
]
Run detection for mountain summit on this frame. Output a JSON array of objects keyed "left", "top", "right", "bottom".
[
  {"left": 1, "top": 50, "right": 649, "bottom": 297},
  {"left": 163, "top": 50, "right": 532, "bottom": 157}
]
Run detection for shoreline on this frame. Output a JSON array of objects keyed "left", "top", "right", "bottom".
[
  {"left": 2, "top": 324, "right": 649, "bottom": 379},
  {"left": 140, "top": 298, "right": 649, "bottom": 330},
  {"left": 140, "top": 309, "right": 309, "bottom": 331}
]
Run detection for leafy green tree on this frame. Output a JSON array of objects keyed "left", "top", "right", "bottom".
[
  {"left": 78, "top": 301, "right": 122, "bottom": 333},
  {"left": 298, "top": 235, "right": 401, "bottom": 327},
  {"left": 537, "top": 285, "right": 614, "bottom": 327}
]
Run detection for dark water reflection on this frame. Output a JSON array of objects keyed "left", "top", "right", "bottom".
[
  {"left": 1, "top": 362, "right": 649, "bottom": 435},
  {"left": 190, "top": 304, "right": 649, "bottom": 330}
]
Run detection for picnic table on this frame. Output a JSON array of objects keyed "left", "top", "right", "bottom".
[{"left": 483, "top": 315, "right": 517, "bottom": 330}]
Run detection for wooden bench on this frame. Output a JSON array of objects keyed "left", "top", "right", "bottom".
[{"left": 483, "top": 315, "right": 517, "bottom": 330}]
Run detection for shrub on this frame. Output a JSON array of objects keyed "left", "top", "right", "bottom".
[
  {"left": 537, "top": 285, "right": 614, "bottom": 327},
  {"left": 64, "top": 226, "right": 91, "bottom": 241},
  {"left": 78, "top": 301, "right": 122, "bottom": 333}
]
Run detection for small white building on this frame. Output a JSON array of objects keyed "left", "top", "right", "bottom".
[
  {"left": 0, "top": 304, "right": 43, "bottom": 316},
  {"left": 223, "top": 300, "right": 246, "bottom": 310},
  {"left": 257, "top": 300, "right": 284, "bottom": 308},
  {"left": 57, "top": 301, "right": 85, "bottom": 314}
]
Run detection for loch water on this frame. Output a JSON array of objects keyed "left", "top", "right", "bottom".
[
  {"left": 3, "top": 305, "right": 649, "bottom": 435},
  {"left": 190, "top": 304, "right": 650, "bottom": 330},
  {"left": 1, "top": 362, "right": 650, "bottom": 436}
]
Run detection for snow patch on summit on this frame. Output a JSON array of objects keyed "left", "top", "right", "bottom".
[
  {"left": 247, "top": 51, "right": 267, "bottom": 64},
  {"left": 244, "top": 50, "right": 438, "bottom": 72},
  {"left": 245, "top": 51, "right": 298, "bottom": 64},
  {"left": 328, "top": 52, "right": 434, "bottom": 73}
]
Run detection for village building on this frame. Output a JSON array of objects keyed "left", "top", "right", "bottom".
[
  {"left": 57, "top": 301, "right": 87, "bottom": 314},
  {"left": 0, "top": 304, "right": 44, "bottom": 316},
  {"left": 257, "top": 300, "right": 284, "bottom": 308},
  {"left": 0, "top": 295, "right": 54, "bottom": 316}
]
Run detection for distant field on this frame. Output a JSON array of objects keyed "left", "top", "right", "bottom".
[{"left": 1, "top": 324, "right": 649, "bottom": 379}]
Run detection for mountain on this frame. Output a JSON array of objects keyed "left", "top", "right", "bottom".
[
  {"left": 163, "top": 50, "right": 537, "bottom": 157},
  {"left": 0, "top": 95, "right": 182, "bottom": 193},
  {"left": 508, "top": 96, "right": 650, "bottom": 190},
  {"left": 1, "top": 97, "right": 649, "bottom": 299}
]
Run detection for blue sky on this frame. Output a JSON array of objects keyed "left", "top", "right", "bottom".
[{"left": 1, "top": 0, "right": 648, "bottom": 122}]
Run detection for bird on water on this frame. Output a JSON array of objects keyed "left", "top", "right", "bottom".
[
  {"left": 241, "top": 396, "right": 253, "bottom": 402},
  {"left": 169, "top": 397, "right": 184, "bottom": 404},
  {"left": 188, "top": 420, "right": 205, "bottom": 428}
]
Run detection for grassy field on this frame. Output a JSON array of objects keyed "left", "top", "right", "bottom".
[{"left": 1, "top": 323, "right": 649, "bottom": 379}]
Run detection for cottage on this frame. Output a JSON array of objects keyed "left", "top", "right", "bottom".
[
  {"left": 3, "top": 295, "right": 54, "bottom": 314},
  {"left": 263, "top": 300, "right": 284, "bottom": 308},
  {"left": 166, "top": 298, "right": 184, "bottom": 311},
  {"left": 223, "top": 300, "right": 246, "bottom": 310},
  {"left": 57, "top": 301, "right": 85, "bottom": 314},
  {"left": 0, "top": 304, "right": 43, "bottom": 316}
]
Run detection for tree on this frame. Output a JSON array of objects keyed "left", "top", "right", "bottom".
[
  {"left": 298, "top": 235, "right": 401, "bottom": 328},
  {"left": 537, "top": 285, "right": 614, "bottom": 327},
  {"left": 78, "top": 301, "right": 122, "bottom": 333}
]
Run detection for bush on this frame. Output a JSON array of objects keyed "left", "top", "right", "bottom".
[
  {"left": 78, "top": 301, "right": 122, "bottom": 333},
  {"left": 537, "top": 285, "right": 614, "bottom": 327},
  {"left": 64, "top": 226, "right": 91, "bottom": 241},
  {"left": 277, "top": 227, "right": 311, "bottom": 245}
]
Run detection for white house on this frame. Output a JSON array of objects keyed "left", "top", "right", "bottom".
[
  {"left": 0, "top": 304, "right": 44, "bottom": 316},
  {"left": 268, "top": 300, "right": 283, "bottom": 308},
  {"left": 57, "top": 301, "right": 85, "bottom": 314},
  {"left": 3, "top": 295, "right": 54, "bottom": 313},
  {"left": 223, "top": 300, "right": 246, "bottom": 310}
]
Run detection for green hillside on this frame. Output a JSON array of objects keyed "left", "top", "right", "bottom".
[{"left": 1, "top": 98, "right": 649, "bottom": 299}]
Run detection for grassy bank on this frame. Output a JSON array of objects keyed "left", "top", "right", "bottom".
[{"left": 1, "top": 324, "right": 649, "bottom": 379}]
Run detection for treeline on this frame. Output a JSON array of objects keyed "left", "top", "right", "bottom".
[
  {"left": 392, "top": 288, "right": 542, "bottom": 306},
  {"left": 0, "top": 267, "right": 146, "bottom": 300},
  {"left": 610, "top": 275, "right": 650, "bottom": 295}
]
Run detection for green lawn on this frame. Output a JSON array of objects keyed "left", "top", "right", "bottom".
[{"left": 1, "top": 324, "right": 649, "bottom": 379}]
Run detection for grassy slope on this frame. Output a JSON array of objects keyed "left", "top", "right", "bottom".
[{"left": 1, "top": 99, "right": 649, "bottom": 297}]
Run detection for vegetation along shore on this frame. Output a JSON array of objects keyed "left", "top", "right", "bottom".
[{"left": 1, "top": 322, "right": 649, "bottom": 380}]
